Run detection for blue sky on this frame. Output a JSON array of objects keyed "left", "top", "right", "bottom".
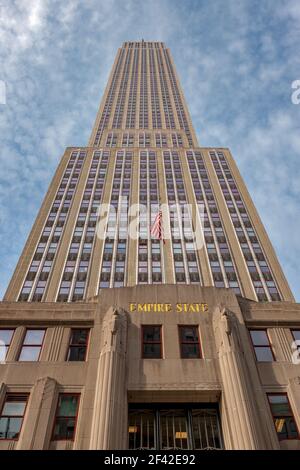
[{"left": 0, "top": 0, "right": 299, "bottom": 300}]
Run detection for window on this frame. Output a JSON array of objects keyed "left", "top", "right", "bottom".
[
  {"left": 0, "top": 394, "right": 28, "bottom": 440},
  {"left": 249, "top": 329, "right": 274, "bottom": 362},
  {"left": 267, "top": 394, "right": 299, "bottom": 440},
  {"left": 128, "top": 405, "right": 223, "bottom": 450},
  {"left": 179, "top": 326, "right": 201, "bottom": 359},
  {"left": 67, "top": 329, "right": 90, "bottom": 361},
  {"left": 142, "top": 325, "right": 162, "bottom": 359},
  {"left": 52, "top": 394, "right": 80, "bottom": 441},
  {"left": 0, "top": 329, "right": 15, "bottom": 360},
  {"left": 18, "top": 329, "right": 45, "bottom": 361},
  {"left": 291, "top": 330, "right": 300, "bottom": 352}
]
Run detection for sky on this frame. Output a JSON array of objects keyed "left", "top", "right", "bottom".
[{"left": 0, "top": 0, "right": 299, "bottom": 300}]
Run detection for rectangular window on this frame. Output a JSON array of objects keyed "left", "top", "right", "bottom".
[
  {"left": 267, "top": 394, "right": 299, "bottom": 440},
  {"left": 291, "top": 330, "right": 300, "bottom": 351},
  {"left": 142, "top": 325, "right": 162, "bottom": 359},
  {"left": 0, "top": 394, "right": 28, "bottom": 440},
  {"left": 179, "top": 326, "right": 201, "bottom": 359},
  {"left": 249, "top": 329, "right": 274, "bottom": 362},
  {"left": 52, "top": 394, "right": 80, "bottom": 441},
  {"left": 18, "top": 329, "right": 46, "bottom": 361},
  {"left": 0, "top": 329, "right": 15, "bottom": 360},
  {"left": 67, "top": 329, "right": 90, "bottom": 361}
]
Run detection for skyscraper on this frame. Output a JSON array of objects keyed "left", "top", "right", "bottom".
[{"left": 0, "top": 42, "right": 299, "bottom": 451}]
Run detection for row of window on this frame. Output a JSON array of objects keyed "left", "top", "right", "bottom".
[
  {"left": 250, "top": 329, "right": 300, "bottom": 362},
  {"left": 142, "top": 326, "right": 300, "bottom": 361},
  {"left": 105, "top": 132, "right": 184, "bottom": 148},
  {"left": 0, "top": 328, "right": 89, "bottom": 362},
  {"left": 2, "top": 327, "right": 298, "bottom": 363},
  {"left": 0, "top": 393, "right": 79, "bottom": 441},
  {"left": 0, "top": 392, "right": 298, "bottom": 443}
]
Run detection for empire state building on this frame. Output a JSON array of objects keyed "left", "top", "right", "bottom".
[{"left": 0, "top": 42, "right": 299, "bottom": 451}]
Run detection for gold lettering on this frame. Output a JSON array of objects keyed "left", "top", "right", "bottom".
[
  {"left": 137, "top": 303, "right": 147, "bottom": 312},
  {"left": 129, "top": 301, "right": 208, "bottom": 313}
]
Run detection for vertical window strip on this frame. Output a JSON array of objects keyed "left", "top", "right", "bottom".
[
  {"left": 112, "top": 49, "right": 132, "bottom": 129},
  {"left": 126, "top": 48, "right": 139, "bottom": 129},
  {"left": 149, "top": 49, "right": 162, "bottom": 129},
  {"left": 18, "top": 150, "right": 86, "bottom": 302},
  {"left": 139, "top": 48, "right": 149, "bottom": 129},
  {"left": 94, "top": 48, "right": 125, "bottom": 145}
]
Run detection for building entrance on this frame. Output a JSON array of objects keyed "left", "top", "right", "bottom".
[{"left": 128, "top": 404, "right": 223, "bottom": 450}]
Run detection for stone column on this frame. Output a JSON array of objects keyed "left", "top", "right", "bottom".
[
  {"left": 90, "top": 307, "right": 128, "bottom": 449},
  {"left": 288, "top": 376, "right": 300, "bottom": 429},
  {"left": 17, "top": 377, "right": 58, "bottom": 450},
  {"left": 213, "top": 306, "right": 279, "bottom": 449}
]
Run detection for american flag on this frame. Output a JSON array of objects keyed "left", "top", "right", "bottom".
[{"left": 151, "top": 210, "right": 165, "bottom": 244}]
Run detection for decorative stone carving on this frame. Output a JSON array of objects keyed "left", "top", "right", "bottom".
[
  {"left": 213, "top": 305, "right": 279, "bottom": 450},
  {"left": 100, "top": 307, "right": 127, "bottom": 354},
  {"left": 90, "top": 306, "right": 128, "bottom": 450}
]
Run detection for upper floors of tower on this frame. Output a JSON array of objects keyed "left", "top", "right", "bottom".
[{"left": 88, "top": 41, "right": 199, "bottom": 147}]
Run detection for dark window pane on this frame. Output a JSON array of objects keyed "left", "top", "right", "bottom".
[
  {"left": 53, "top": 417, "right": 76, "bottom": 440},
  {"left": 274, "top": 417, "right": 298, "bottom": 440},
  {"left": 143, "top": 344, "right": 161, "bottom": 359},
  {"left": 70, "top": 329, "right": 89, "bottom": 345},
  {"left": 128, "top": 409, "right": 155, "bottom": 450},
  {"left": 57, "top": 395, "right": 78, "bottom": 417},
  {"left": 268, "top": 395, "right": 290, "bottom": 416},
  {"left": 68, "top": 347, "right": 86, "bottom": 361},
  {"left": 143, "top": 326, "right": 161, "bottom": 342},
  {"left": 160, "top": 409, "right": 188, "bottom": 450},
  {"left": 254, "top": 347, "right": 273, "bottom": 362},
  {"left": 181, "top": 343, "right": 200, "bottom": 359},
  {"left": 180, "top": 326, "right": 198, "bottom": 343},
  {"left": 268, "top": 394, "right": 299, "bottom": 440}
]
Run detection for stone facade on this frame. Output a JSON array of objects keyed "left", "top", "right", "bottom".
[{"left": 0, "top": 285, "right": 299, "bottom": 450}]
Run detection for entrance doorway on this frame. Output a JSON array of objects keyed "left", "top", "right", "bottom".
[{"left": 128, "top": 404, "right": 223, "bottom": 450}]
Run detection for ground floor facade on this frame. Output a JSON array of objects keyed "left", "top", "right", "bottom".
[{"left": 0, "top": 285, "right": 299, "bottom": 450}]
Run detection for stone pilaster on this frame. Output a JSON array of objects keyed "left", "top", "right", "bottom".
[
  {"left": 213, "top": 306, "right": 279, "bottom": 449},
  {"left": 17, "top": 377, "right": 58, "bottom": 450},
  {"left": 90, "top": 307, "right": 128, "bottom": 449}
]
